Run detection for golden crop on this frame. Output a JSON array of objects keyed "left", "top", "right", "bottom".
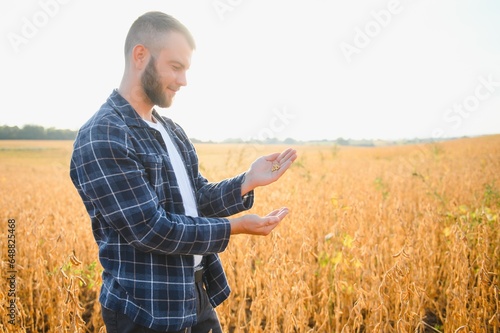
[{"left": 0, "top": 136, "right": 499, "bottom": 332}]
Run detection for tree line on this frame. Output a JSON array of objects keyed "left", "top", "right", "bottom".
[
  {"left": 0, "top": 125, "right": 77, "bottom": 140},
  {"left": 0, "top": 124, "right": 461, "bottom": 145}
]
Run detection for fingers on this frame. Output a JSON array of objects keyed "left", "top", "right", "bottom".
[
  {"left": 275, "top": 207, "right": 289, "bottom": 220},
  {"left": 280, "top": 148, "right": 296, "bottom": 161},
  {"left": 265, "top": 152, "right": 281, "bottom": 161},
  {"left": 266, "top": 207, "right": 289, "bottom": 219},
  {"left": 266, "top": 148, "right": 297, "bottom": 164},
  {"left": 276, "top": 148, "right": 297, "bottom": 166},
  {"left": 272, "top": 159, "right": 293, "bottom": 177},
  {"left": 268, "top": 148, "right": 297, "bottom": 174},
  {"left": 262, "top": 208, "right": 289, "bottom": 235}
]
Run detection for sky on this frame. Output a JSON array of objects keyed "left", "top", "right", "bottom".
[{"left": 1, "top": 0, "right": 500, "bottom": 142}]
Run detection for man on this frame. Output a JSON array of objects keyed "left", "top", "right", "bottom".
[{"left": 70, "top": 11, "right": 297, "bottom": 333}]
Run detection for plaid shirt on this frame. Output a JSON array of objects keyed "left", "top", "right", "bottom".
[{"left": 70, "top": 90, "right": 253, "bottom": 331}]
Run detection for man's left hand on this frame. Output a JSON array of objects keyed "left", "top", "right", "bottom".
[{"left": 241, "top": 148, "right": 297, "bottom": 195}]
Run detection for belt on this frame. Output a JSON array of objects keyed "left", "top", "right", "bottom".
[{"left": 194, "top": 268, "right": 203, "bottom": 283}]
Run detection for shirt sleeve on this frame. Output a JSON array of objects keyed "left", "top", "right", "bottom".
[
  {"left": 195, "top": 172, "right": 254, "bottom": 218},
  {"left": 71, "top": 120, "right": 231, "bottom": 255}
]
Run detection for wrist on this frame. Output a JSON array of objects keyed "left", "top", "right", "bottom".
[
  {"left": 241, "top": 171, "right": 256, "bottom": 196},
  {"left": 229, "top": 216, "right": 244, "bottom": 235}
]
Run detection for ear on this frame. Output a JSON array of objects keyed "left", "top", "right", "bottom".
[{"left": 131, "top": 44, "right": 149, "bottom": 70}]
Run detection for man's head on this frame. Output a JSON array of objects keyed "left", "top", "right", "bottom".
[
  {"left": 123, "top": 12, "right": 195, "bottom": 109},
  {"left": 124, "top": 11, "right": 195, "bottom": 62}
]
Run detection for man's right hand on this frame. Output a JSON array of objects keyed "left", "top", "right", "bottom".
[{"left": 229, "top": 207, "right": 289, "bottom": 236}]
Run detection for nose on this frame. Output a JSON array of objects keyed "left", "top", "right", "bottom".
[{"left": 177, "top": 71, "right": 187, "bottom": 87}]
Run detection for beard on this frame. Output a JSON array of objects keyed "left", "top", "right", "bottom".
[{"left": 141, "top": 56, "right": 171, "bottom": 108}]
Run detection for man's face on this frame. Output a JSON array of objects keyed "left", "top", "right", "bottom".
[{"left": 141, "top": 32, "right": 192, "bottom": 108}]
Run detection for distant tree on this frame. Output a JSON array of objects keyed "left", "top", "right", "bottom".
[
  {"left": 0, "top": 125, "right": 20, "bottom": 139},
  {"left": 46, "top": 127, "right": 77, "bottom": 140},
  {"left": 0, "top": 125, "right": 77, "bottom": 140},
  {"left": 263, "top": 137, "right": 280, "bottom": 144},
  {"left": 222, "top": 138, "right": 245, "bottom": 144},
  {"left": 19, "top": 125, "right": 46, "bottom": 139},
  {"left": 336, "top": 137, "right": 349, "bottom": 146}
]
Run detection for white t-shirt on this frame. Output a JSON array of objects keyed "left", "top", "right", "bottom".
[{"left": 145, "top": 119, "right": 202, "bottom": 267}]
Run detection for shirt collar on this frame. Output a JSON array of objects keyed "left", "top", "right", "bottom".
[
  {"left": 107, "top": 89, "right": 181, "bottom": 136},
  {"left": 107, "top": 89, "right": 152, "bottom": 129}
]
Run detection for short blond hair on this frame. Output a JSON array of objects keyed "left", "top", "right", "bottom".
[{"left": 124, "top": 11, "right": 195, "bottom": 61}]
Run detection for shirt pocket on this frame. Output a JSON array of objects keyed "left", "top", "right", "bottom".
[{"left": 137, "top": 153, "right": 167, "bottom": 205}]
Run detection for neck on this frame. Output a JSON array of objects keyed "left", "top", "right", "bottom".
[{"left": 118, "top": 76, "right": 154, "bottom": 122}]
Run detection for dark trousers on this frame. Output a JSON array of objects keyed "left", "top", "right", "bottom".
[{"left": 102, "top": 281, "right": 223, "bottom": 333}]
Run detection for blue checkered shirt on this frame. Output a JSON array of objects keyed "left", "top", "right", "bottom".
[{"left": 70, "top": 90, "right": 254, "bottom": 331}]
